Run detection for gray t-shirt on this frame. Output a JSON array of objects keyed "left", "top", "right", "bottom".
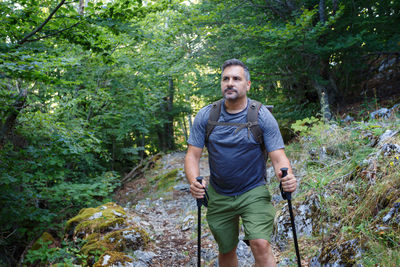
[{"left": 188, "top": 99, "right": 284, "bottom": 196}]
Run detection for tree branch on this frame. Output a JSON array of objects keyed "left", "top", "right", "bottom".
[
  {"left": 24, "top": 22, "right": 80, "bottom": 43},
  {"left": 265, "top": 0, "right": 286, "bottom": 20},
  {"left": 332, "top": 0, "right": 338, "bottom": 16},
  {"left": 18, "top": 0, "right": 66, "bottom": 45}
]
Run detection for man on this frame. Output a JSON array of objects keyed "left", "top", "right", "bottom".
[{"left": 184, "top": 59, "right": 297, "bottom": 267}]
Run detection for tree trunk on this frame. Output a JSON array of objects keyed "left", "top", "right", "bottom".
[
  {"left": 79, "top": 0, "right": 85, "bottom": 15},
  {"left": 188, "top": 114, "right": 193, "bottom": 131},
  {"left": 312, "top": 80, "right": 332, "bottom": 121},
  {"left": 0, "top": 90, "right": 28, "bottom": 143},
  {"left": 319, "top": 0, "right": 326, "bottom": 23},
  {"left": 332, "top": 0, "right": 338, "bottom": 15},
  {"left": 139, "top": 133, "right": 145, "bottom": 159},
  {"left": 165, "top": 77, "right": 175, "bottom": 150},
  {"left": 180, "top": 117, "right": 188, "bottom": 142}
]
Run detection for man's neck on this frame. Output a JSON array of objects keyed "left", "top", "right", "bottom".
[{"left": 224, "top": 97, "right": 248, "bottom": 114}]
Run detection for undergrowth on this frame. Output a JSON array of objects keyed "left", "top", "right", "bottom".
[{"left": 284, "top": 114, "right": 400, "bottom": 265}]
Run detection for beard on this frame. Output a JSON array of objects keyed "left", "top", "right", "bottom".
[{"left": 223, "top": 87, "right": 239, "bottom": 100}]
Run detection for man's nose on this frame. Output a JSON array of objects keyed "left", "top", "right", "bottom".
[{"left": 227, "top": 78, "right": 234, "bottom": 87}]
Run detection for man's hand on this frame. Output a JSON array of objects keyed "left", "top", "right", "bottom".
[
  {"left": 279, "top": 170, "right": 297, "bottom": 193},
  {"left": 269, "top": 149, "right": 298, "bottom": 193},
  {"left": 190, "top": 178, "right": 208, "bottom": 199}
]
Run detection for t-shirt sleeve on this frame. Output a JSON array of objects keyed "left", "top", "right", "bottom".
[
  {"left": 258, "top": 105, "right": 285, "bottom": 152},
  {"left": 187, "top": 105, "right": 210, "bottom": 148}
]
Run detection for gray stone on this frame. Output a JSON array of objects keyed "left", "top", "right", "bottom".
[
  {"left": 380, "top": 143, "right": 400, "bottom": 156},
  {"left": 273, "top": 194, "right": 320, "bottom": 250},
  {"left": 181, "top": 215, "right": 195, "bottom": 231},
  {"left": 318, "top": 239, "right": 364, "bottom": 266},
  {"left": 370, "top": 108, "right": 390, "bottom": 120},
  {"left": 133, "top": 250, "right": 156, "bottom": 265},
  {"left": 266, "top": 166, "right": 275, "bottom": 184},
  {"left": 378, "top": 129, "right": 398, "bottom": 145},
  {"left": 341, "top": 115, "right": 354, "bottom": 123},
  {"left": 278, "top": 257, "right": 296, "bottom": 267},
  {"left": 173, "top": 183, "right": 190, "bottom": 192},
  {"left": 382, "top": 202, "right": 400, "bottom": 224}
]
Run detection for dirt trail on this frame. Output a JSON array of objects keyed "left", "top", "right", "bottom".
[{"left": 115, "top": 152, "right": 216, "bottom": 266}]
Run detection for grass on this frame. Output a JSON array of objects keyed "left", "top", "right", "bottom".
[{"left": 283, "top": 114, "right": 400, "bottom": 265}]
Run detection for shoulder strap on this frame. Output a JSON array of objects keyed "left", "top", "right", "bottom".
[
  {"left": 206, "top": 99, "right": 223, "bottom": 142},
  {"left": 248, "top": 100, "right": 269, "bottom": 161},
  {"left": 206, "top": 99, "right": 273, "bottom": 160},
  {"left": 247, "top": 100, "right": 263, "bottom": 145}
]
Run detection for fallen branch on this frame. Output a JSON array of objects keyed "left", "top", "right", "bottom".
[{"left": 121, "top": 153, "right": 162, "bottom": 184}]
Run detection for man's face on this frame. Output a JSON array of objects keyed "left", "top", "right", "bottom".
[{"left": 221, "top": 65, "right": 251, "bottom": 101}]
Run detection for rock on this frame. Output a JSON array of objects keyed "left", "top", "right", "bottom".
[
  {"left": 316, "top": 238, "right": 364, "bottom": 266},
  {"left": 382, "top": 201, "right": 400, "bottom": 225},
  {"left": 133, "top": 250, "right": 157, "bottom": 265},
  {"left": 370, "top": 103, "right": 400, "bottom": 120},
  {"left": 93, "top": 251, "right": 134, "bottom": 267},
  {"left": 378, "top": 129, "right": 398, "bottom": 145},
  {"left": 278, "top": 257, "right": 296, "bottom": 267},
  {"left": 341, "top": 115, "right": 354, "bottom": 124},
  {"left": 89, "top": 212, "right": 104, "bottom": 220},
  {"left": 380, "top": 143, "right": 400, "bottom": 157},
  {"left": 266, "top": 166, "right": 275, "bottom": 184},
  {"left": 202, "top": 247, "right": 218, "bottom": 263},
  {"left": 30, "top": 232, "right": 57, "bottom": 251},
  {"left": 103, "top": 226, "right": 150, "bottom": 252},
  {"left": 378, "top": 57, "right": 396, "bottom": 72},
  {"left": 273, "top": 193, "right": 320, "bottom": 250},
  {"left": 173, "top": 183, "right": 190, "bottom": 192},
  {"left": 66, "top": 202, "right": 127, "bottom": 239},
  {"left": 236, "top": 240, "right": 255, "bottom": 266},
  {"left": 370, "top": 108, "right": 390, "bottom": 120},
  {"left": 181, "top": 215, "right": 195, "bottom": 231}
]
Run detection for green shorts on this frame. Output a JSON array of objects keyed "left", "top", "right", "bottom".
[{"left": 206, "top": 184, "right": 276, "bottom": 254}]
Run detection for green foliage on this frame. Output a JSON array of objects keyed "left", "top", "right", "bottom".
[
  {"left": 291, "top": 116, "right": 322, "bottom": 136},
  {"left": 24, "top": 238, "right": 92, "bottom": 266},
  {"left": 1, "top": 0, "right": 399, "bottom": 264}
]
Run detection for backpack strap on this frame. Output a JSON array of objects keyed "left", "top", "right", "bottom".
[
  {"left": 248, "top": 100, "right": 268, "bottom": 160},
  {"left": 206, "top": 99, "right": 272, "bottom": 161},
  {"left": 205, "top": 99, "right": 223, "bottom": 143}
]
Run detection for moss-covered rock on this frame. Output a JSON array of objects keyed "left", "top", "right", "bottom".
[
  {"left": 148, "top": 169, "right": 179, "bottom": 192},
  {"left": 31, "top": 232, "right": 57, "bottom": 251},
  {"left": 93, "top": 251, "right": 133, "bottom": 267},
  {"left": 80, "top": 238, "right": 109, "bottom": 257},
  {"left": 103, "top": 226, "right": 150, "bottom": 252},
  {"left": 66, "top": 202, "right": 126, "bottom": 238},
  {"left": 80, "top": 225, "right": 150, "bottom": 257}
]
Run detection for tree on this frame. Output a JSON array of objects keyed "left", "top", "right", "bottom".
[{"left": 187, "top": 0, "right": 400, "bottom": 121}]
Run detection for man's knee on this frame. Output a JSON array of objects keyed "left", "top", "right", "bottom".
[
  {"left": 220, "top": 245, "right": 237, "bottom": 257},
  {"left": 249, "top": 239, "right": 272, "bottom": 254}
]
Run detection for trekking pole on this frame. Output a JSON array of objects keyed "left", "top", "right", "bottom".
[
  {"left": 280, "top": 168, "right": 302, "bottom": 267},
  {"left": 196, "top": 176, "right": 208, "bottom": 267}
]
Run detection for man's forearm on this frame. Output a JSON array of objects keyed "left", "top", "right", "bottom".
[
  {"left": 269, "top": 149, "right": 293, "bottom": 178},
  {"left": 185, "top": 155, "right": 200, "bottom": 183}
]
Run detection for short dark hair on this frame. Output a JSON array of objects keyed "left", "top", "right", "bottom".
[{"left": 221, "top": 59, "right": 250, "bottom": 81}]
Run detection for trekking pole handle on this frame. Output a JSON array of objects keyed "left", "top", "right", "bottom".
[
  {"left": 279, "top": 167, "right": 292, "bottom": 201},
  {"left": 196, "top": 176, "right": 204, "bottom": 207}
]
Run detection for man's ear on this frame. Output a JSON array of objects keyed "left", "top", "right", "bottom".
[{"left": 246, "top": 80, "right": 251, "bottom": 92}]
